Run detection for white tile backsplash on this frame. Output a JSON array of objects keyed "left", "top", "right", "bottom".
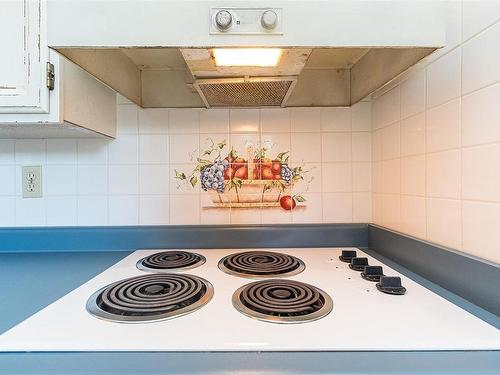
[
  {"left": 401, "top": 70, "right": 426, "bottom": 119},
  {"left": 381, "top": 122, "right": 401, "bottom": 160},
  {"left": 46, "top": 196, "right": 77, "bottom": 226},
  {"left": 109, "top": 195, "right": 139, "bottom": 225},
  {"left": 15, "top": 140, "right": 45, "bottom": 165},
  {"left": 77, "top": 165, "right": 108, "bottom": 195},
  {"left": 320, "top": 107, "right": 351, "bottom": 132},
  {"left": 321, "top": 132, "right": 352, "bottom": 162},
  {"left": 0, "top": 166, "right": 15, "bottom": 195},
  {"left": 353, "top": 192, "right": 372, "bottom": 222},
  {"left": 139, "top": 195, "right": 169, "bottom": 225},
  {"left": 292, "top": 132, "right": 321, "bottom": 163},
  {"left": 462, "top": 82, "right": 500, "bottom": 146},
  {"left": 291, "top": 108, "right": 321, "bottom": 132},
  {"left": 108, "top": 135, "right": 138, "bottom": 164},
  {"left": 351, "top": 132, "right": 372, "bottom": 162},
  {"left": 401, "top": 113, "right": 426, "bottom": 157},
  {"left": 352, "top": 162, "right": 372, "bottom": 192},
  {"left": 77, "top": 139, "right": 108, "bottom": 164},
  {"left": 462, "top": 21, "right": 500, "bottom": 94},
  {"left": 260, "top": 108, "right": 290, "bottom": 133},
  {"left": 77, "top": 196, "right": 107, "bottom": 225},
  {"left": 169, "top": 134, "right": 199, "bottom": 164},
  {"left": 462, "top": 143, "right": 500, "bottom": 202},
  {"left": 373, "top": 86, "right": 400, "bottom": 129},
  {"left": 16, "top": 197, "right": 45, "bottom": 226},
  {"left": 401, "top": 155, "right": 426, "bottom": 197},
  {"left": 321, "top": 163, "right": 352, "bottom": 193},
  {"left": 0, "top": 197, "right": 15, "bottom": 226},
  {"left": 46, "top": 140, "right": 77, "bottom": 164},
  {"left": 351, "top": 101, "right": 371, "bottom": 132},
  {"left": 322, "top": 192, "right": 353, "bottom": 223},
  {"left": 139, "top": 135, "right": 169, "bottom": 164},
  {"left": 138, "top": 108, "right": 169, "bottom": 134},
  {"left": 139, "top": 164, "right": 170, "bottom": 195},
  {"left": 169, "top": 109, "right": 199, "bottom": 134},
  {"left": 426, "top": 198, "right": 462, "bottom": 250},
  {"left": 426, "top": 99, "right": 461, "bottom": 153},
  {"left": 426, "top": 150, "right": 461, "bottom": 199},
  {"left": 400, "top": 195, "right": 426, "bottom": 239},
  {"left": 200, "top": 109, "right": 230, "bottom": 133},
  {"left": 116, "top": 104, "right": 138, "bottom": 134},
  {"left": 426, "top": 47, "right": 461, "bottom": 108},
  {"left": 108, "top": 165, "right": 139, "bottom": 195},
  {"left": 45, "top": 165, "right": 77, "bottom": 196},
  {"left": 230, "top": 109, "right": 260, "bottom": 133},
  {"left": 369, "top": 2, "right": 500, "bottom": 264}
]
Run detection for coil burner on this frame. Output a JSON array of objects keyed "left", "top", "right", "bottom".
[
  {"left": 86, "top": 274, "right": 213, "bottom": 323},
  {"left": 218, "top": 251, "right": 306, "bottom": 278},
  {"left": 136, "top": 251, "right": 206, "bottom": 272},
  {"left": 232, "top": 279, "right": 333, "bottom": 323}
]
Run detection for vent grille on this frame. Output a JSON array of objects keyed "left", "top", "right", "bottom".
[{"left": 194, "top": 77, "right": 297, "bottom": 108}]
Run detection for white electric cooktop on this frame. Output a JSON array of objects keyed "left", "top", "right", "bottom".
[{"left": 1, "top": 248, "right": 499, "bottom": 352}]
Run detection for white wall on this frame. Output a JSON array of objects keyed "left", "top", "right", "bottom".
[
  {"left": 371, "top": 0, "right": 500, "bottom": 265},
  {"left": 0, "top": 97, "right": 372, "bottom": 227}
]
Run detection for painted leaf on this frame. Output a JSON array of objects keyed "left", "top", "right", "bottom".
[
  {"left": 294, "top": 195, "right": 306, "bottom": 202},
  {"left": 276, "top": 151, "right": 289, "bottom": 161},
  {"left": 174, "top": 169, "right": 187, "bottom": 180},
  {"left": 189, "top": 175, "right": 198, "bottom": 187},
  {"left": 217, "top": 140, "right": 227, "bottom": 149}
]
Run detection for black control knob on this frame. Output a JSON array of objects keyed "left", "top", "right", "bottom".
[
  {"left": 361, "top": 266, "right": 384, "bottom": 282},
  {"left": 349, "top": 257, "right": 368, "bottom": 271},
  {"left": 339, "top": 250, "right": 357, "bottom": 263},
  {"left": 376, "top": 276, "right": 406, "bottom": 295}
]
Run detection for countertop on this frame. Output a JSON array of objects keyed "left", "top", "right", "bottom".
[{"left": 0, "top": 249, "right": 499, "bottom": 374}]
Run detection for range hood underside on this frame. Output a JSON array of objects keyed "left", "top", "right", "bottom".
[{"left": 56, "top": 47, "right": 436, "bottom": 108}]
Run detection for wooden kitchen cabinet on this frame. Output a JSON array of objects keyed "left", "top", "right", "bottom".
[{"left": 0, "top": 0, "right": 116, "bottom": 138}]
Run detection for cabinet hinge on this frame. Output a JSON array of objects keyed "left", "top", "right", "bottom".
[{"left": 46, "top": 62, "right": 55, "bottom": 91}]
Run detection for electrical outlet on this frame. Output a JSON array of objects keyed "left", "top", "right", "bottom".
[{"left": 22, "top": 166, "right": 42, "bottom": 198}]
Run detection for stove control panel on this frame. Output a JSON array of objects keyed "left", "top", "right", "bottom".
[{"left": 210, "top": 8, "right": 283, "bottom": 35}]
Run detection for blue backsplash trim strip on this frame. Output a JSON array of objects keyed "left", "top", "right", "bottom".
[{"left": 0, "top": 224, "right": 368, "bottom": 252}]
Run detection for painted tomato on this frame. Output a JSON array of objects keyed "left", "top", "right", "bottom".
[{"left": 279, "top": 195, "right": 296, "bottom": 210}]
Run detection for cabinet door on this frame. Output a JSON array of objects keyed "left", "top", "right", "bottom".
[{"left": 0, "top": 0, "right": 49, "bottom": 113}]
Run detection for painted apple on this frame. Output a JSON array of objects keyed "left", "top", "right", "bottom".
[
  {"left": 261, "top": 166, "right": 274, "bottom": 180},
  {"left": 224, "top": 167, "right": 235, "bottom": 180},
  {"left": 271, "top": 160, "right": 281, "bottom": 174},
  {"left": 272, "top": 173, "right": 281, "bottom": 180},
  {"left": 232, "top": 158, "right": 246, "bottom": 169},
  {"left": 234, "top": 166, "right": 248, "bottom": 179},
  {"left": 279, "top": 195, "right": 296, "bottom": 210}
]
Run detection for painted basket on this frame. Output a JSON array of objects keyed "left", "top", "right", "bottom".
[{"left": 208, "top": 180, "right": 292, "bottom": 208}]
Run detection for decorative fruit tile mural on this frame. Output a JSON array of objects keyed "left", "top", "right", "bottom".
[
  {"left": 0, "top": 103, "right": 372, "bottom": 226},
  {"left": 174, "top": 137, "right": 313, "bottom": 212}
]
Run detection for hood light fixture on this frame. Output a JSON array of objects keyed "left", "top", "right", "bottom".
[{"left": 213, "top": 48, "right": 282, "bottom": 67}]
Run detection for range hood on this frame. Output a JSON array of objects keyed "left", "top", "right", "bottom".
[{"left": 48, "top": 1, "right": 446, "bottom": 108}]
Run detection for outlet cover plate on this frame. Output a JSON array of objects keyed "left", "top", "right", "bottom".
[{"left": 22, "top": 166, "right": 42, "bottom": 198}]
